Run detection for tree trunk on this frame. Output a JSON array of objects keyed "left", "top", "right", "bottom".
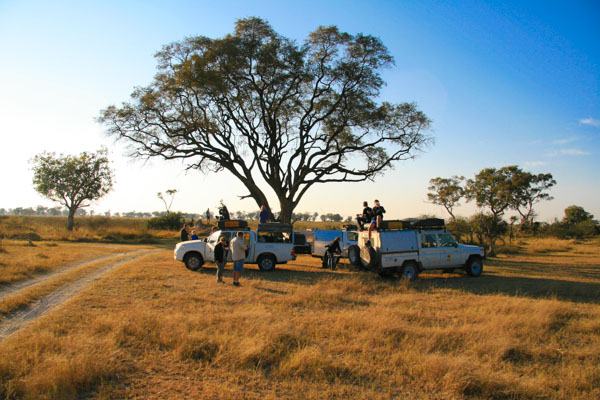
[
  {"left": 67, "top": 207, "right": 76, "bottom": 231},
  {"left": 278, "top": 198, "right": 295, "bottom": 224}
]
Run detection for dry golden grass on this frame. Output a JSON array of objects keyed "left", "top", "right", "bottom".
[
  {"left": 0, "top": 215, "right": 175, "bottom": 243},
  {"left": 0, "top": 240, "right": 599, "bottom": 399},
  {"left": 0, "top": 239, "right": 145, "bottom": 285}
]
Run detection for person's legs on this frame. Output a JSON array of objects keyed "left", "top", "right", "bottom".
[
  {"left": 233, "top": 260, "right": 244, "bottom": 285},
  {"left": 368, "top": 221, "right": 375, "bottom": 241},
  {"left": 377, "top": 215, "right": 382, "bottom": 229},
  {"left": 216, "top": 261, "right": 225, "bottom": 282}
]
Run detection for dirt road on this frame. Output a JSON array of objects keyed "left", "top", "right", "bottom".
[{"left": 0, "top": 248, "right": 159, "bottom": 341}]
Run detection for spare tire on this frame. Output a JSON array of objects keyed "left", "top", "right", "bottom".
[
  {"left": 360, "top": 245, "right": 378, "bottom": 271},
  {"left": 348, "top": 245, "right": 361, "bottom": 266}
]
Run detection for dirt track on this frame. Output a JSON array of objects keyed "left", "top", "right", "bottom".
[{"left": 0, "top": 249, "right": 159, "bottom": 341}]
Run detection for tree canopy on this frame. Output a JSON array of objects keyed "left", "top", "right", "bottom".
[
  {"left": 426, "top": 175, "right": 464, "bottom": 219},
  {"left": 31, "top": 149, "right": 114, "bottom": 230},
  {"left": 99, "top": 17, "right": 431, "bottom": 222}
]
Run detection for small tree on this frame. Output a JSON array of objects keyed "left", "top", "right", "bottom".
[
  {"left": 31, "top": 149, "right": 114, "bottom": 230},
  {"left": 427, "top": 175, "right": 464, "bottom": 219},
  {"left": 562, "top": 205, "right": 594, "bottom": 225},
  {"left": 510, "top": 170, "right": 555, "bottom": 230},
  {"left": 157, "top": 189, "right": 178, "bottom": 214}
]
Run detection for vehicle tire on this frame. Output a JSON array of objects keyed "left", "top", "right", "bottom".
[
  {"left": 399, "top": 261, "right": 419, "bottom": 281},
  {"left": 257, "top": 254, "right": 277, "bottom": 271},
  {"left": 360, "top": 245, "right": 378, "bottom": 271},
  {"left": 465, "top": 257, "right": 483, "bottom": 277},
  {"left": 348, "top": 245, "right": 361, "bottom": 266},
  {"left": 184, "top": 252, "right": 204, "bottom": 271}
]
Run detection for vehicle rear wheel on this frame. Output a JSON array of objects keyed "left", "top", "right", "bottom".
[
  {"left": 465, "top": 257, "right": 483, "bottom": 277},
  {"left": 360, "top": 245, "right": 378, "bottom": 271},
  {"left": 257, "top": 254, "right": 277, "bottom": 271},
  {"left": 348, "top": 245, "right": 361, "bottom": 266},
  {"left": 399, "top": 261, "right": 419, "bottom": 281},
  {"left": 184, "top": 252, "right": 204, "bottom": 271}
]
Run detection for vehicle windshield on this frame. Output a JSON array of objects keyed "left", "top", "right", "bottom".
[{"left": 439, "top": 233, "right": 458, "bottom": 247}]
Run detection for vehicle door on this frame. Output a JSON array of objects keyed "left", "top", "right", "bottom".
[
  {"left": 207, "top": 231, "right": 232, "bottom": 262},
  {"left": 437, "top": 232, "right": 463, "bottom": 267},
  {"left": 343, "top": 231, "right": 358, "bottom": 257},
  {"left": 419, "top": 232, "right": 441, "bottom": 269}
]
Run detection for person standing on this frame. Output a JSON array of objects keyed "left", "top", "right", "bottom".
[
  {"left": 323, "top": 236, "right": 342, "bottom": 269},
  {"left": 214, "top": 236, "right": 229, "bottom": 283},
  {"left": 230, "top": 231, "right": 248, "bottom": 287},
  {"left": 206, "top": 208, "right": 210, "bottom": 223},
  {"left": 180, "top": 223, "right": 190, "bottom": 242},
  {"left": 356, "top": 201, "right": 372, "bottom": 230},
  {"left": 259, "top": 205, "right": 269, "bottom": 224}
]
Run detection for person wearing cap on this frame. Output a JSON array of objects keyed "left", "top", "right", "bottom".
[{"left": 368, "top": 200, "right": 386, "bottom": 242}]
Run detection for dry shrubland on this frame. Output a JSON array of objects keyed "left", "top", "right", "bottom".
[{"left": 1, "top": 238, "right": 599, "bottom": 399}]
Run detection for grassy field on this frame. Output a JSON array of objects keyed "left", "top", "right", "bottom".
[{"left": 0, "top": 235, "right": 598, "bottom": 399}]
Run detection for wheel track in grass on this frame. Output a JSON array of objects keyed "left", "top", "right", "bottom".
[
  {"left": 0, "top": 249, "right": 160, "bottom": 341},
  {"left": 0, "top": 249, "right": 151, "bottom": 300}
]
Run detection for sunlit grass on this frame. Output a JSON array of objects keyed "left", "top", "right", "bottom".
[{"left": 1, "top": 238, "right": 599, "bottom": 399}]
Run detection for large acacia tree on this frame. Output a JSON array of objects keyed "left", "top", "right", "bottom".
[
  {"left": 31, "top": 149, "right": 114, "bottom": 230},
  {"left": 100, "top": 18, "right": 431, "bottom": 222}
]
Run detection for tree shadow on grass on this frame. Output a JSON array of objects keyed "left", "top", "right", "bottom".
[
  {"left": 188, "top": 257, "right": 600, "bottom": 304},
  {"left": 412, "top": 272, "right": 600, "bottom": 304}
]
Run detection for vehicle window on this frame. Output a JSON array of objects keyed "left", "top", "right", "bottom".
[
  {"left": 421, "top": 233, "right": 438, "bottom": 248},
  {"left": 347, "top": 232, "right": 358, "bottom": 241},
  {"left": 258, "top": 231, "right": 285, "bottom": 243},
  {"left": 439, "top": 233, "right": 457, "bottom": 247}
]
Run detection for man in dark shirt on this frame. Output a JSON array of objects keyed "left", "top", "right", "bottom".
[
  {"left": 180, "top": 223, "right": 190, "bottom": 241},
  {"left": 356, "top": 201, "right": 372, "bottom": 230}
]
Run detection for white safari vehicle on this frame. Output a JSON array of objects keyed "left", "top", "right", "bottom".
[
  {"left": 357, "top": 218, "right": 485, "bottom": 280},
  {"left": 174, "top": 221, "right": 296, "bottom": 272}
]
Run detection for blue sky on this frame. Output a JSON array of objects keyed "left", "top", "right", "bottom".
[{"left": 0, "top": 0, "right": 598, "bottom": 221}]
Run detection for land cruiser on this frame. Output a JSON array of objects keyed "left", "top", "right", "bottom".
[
  {"left": 356, "top": 218, "right": 485, "bottom": 280},
  {"left": 174, "top": 220, "right": 296, "bottom": 272}
]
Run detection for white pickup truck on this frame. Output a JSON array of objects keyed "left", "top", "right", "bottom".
[
  {"left": 357, "top": 219, "right": 485, "bottom": 280},
  {"left": 174, "top": 222, "right": 295, "bottom": 272}
]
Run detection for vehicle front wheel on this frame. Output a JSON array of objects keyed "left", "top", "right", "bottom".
[
  {"left": 184, "top": 252, "right": 204, "bottom": 271},
  {"left": 257, "top": 254, "right": 277, "bottom": 271},
  {"left": 465, "top": 257, "right": 483, "bottom": 277},
  {"left": 399, "top": 261, "right": 419, "bottom": 281}
]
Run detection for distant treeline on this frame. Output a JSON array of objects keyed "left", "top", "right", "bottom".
[{"left": 0, "top": 207, "right": 349, "bottom": 222}]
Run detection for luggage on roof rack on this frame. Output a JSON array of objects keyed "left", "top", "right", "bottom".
[
  {"left": 217, "top": 219, "right": 249, "bottom": 230},
  {"left": 380, "top": 218, "right": 445, "bottom": 230}
]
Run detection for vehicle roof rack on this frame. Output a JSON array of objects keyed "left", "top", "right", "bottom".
[
  {"left": 380, "top": 218, "right": 446, "bottom": 231},
  {"left": 217, "top": 219, "right": 250, "bottom": 230}
]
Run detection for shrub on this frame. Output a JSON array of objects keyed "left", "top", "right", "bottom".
[{"left": 146, "top": 212, "right": 184, "bottom": 231}]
